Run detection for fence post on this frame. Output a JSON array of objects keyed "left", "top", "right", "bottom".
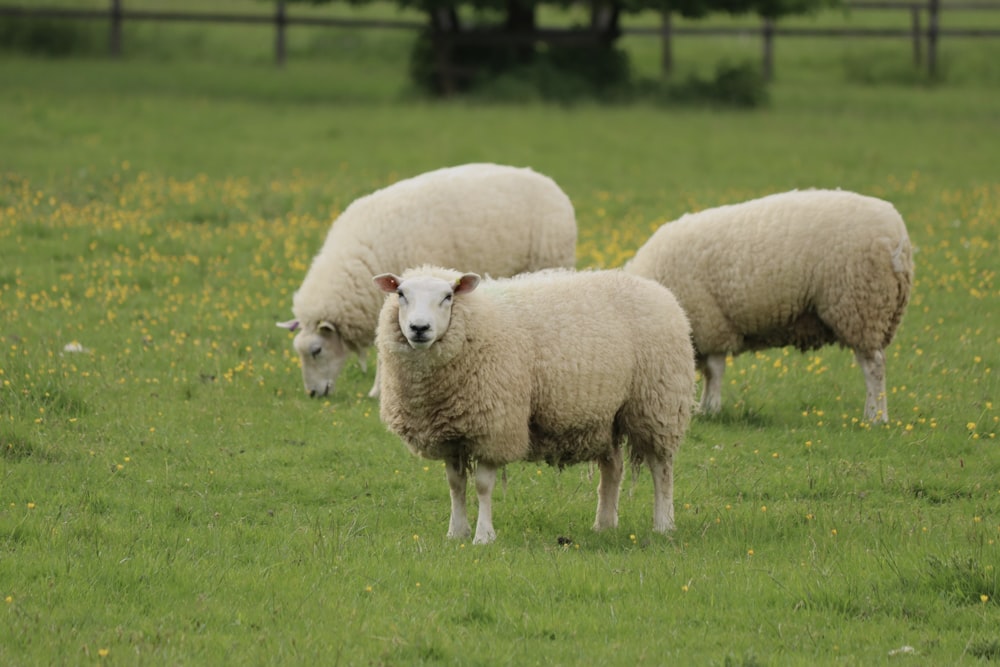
[
  {"left": 110, "top": 0, "right": 122, "bottom": 58},
  {"left": 660, "top": 10, "right": 673, "bottom": 77},
  {"left": 910, "top": 4, "right": 922, "bottom": 66},
  {"left": 761, "top": 17, "right": 774, "bottom": 81},
  {"left": 926, "top": 0, "right": 939, "bottom": 77},
  {"left": 275, "top": 0, "right": 287, "bottom": 67}
]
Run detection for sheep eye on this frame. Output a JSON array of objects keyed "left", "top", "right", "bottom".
[
  {"left": 442, "top": 293, "right": 452, "bottom": 304},
  {"left": 396, "top": 290, "right": 406, "bottom": 303}
]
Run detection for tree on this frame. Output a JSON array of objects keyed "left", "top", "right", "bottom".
[{"left": 295, "top": 0, "right": 833, "bottom": 96}]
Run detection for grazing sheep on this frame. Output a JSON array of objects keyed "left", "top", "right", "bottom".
[
  {"left": 373, "top": 266, "right": 695, "bottom": 544},
  {"left": 277, "top": 163, "right": 577, "bottom": 399},
  {"left": 625, "top": 189, "right": 913, "bottom": 423}
]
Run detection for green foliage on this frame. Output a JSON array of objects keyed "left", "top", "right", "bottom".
[
  {"left": 689, "top": 0, "right": 839, "bottom": 19},
  {"left": 410, "top": 30, "right": 766, "bottom": 106},
  {"left": 410, "top": 29, "right": 636, "bottom": 102},
  {"left": 302, "top": 0, "right": 836, "bottom": 19},
  {"left": 311, "top": 0, "right": 831, "bottom": 100},
  {"left": 639, "top": 59, "right": 769, "bottom": 106},
  {"left": 0, "top": 16, "right": 102, "bottom": 57}
]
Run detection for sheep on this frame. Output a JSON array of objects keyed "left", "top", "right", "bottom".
[
  {"left": 624, "top": 189, "right": 913, "bottom": 423},
  {"left": 373, "top": 265, "right": 695, "bottom": 544},
  {"left": 277, "top": 163, "right": 577, "bottom": 399}
]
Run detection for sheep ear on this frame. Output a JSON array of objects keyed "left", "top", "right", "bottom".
[
  {"left": 454, "top": 273, "right": 480, "bottom": 295},
  {"left": 277, "top": 319, "right": 299, "bottom": 332},
  {"left": 373, "top": 273, "right": 402, "bottom": 293}
]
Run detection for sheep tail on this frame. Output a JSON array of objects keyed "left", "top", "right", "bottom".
[{"left": 890, "top": 234, "right": 911, "bottom": 274}]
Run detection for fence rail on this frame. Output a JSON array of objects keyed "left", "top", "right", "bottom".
[{"left": 1, "top": 0, "right": 999, "bottom": 78}]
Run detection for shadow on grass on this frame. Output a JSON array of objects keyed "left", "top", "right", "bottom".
[
  {"left": 695, "top": 405, "right": 775, "bottom": 430},
  {"left": 0, "top": 426, "right": 59, "bottom": 463}
]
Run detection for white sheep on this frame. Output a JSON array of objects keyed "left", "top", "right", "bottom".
[
  {"left": 277, "top": 163, "right": 577, "bottom": 399},
  {"left": 373, "top": 266, "right": 695, "bottom": 544},
  {"left": 625, "top": 189, "right": 913, "bottom": 423}
]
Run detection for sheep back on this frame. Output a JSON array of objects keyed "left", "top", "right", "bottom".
[
  {"left": 625, "top": 189, "right": 913, "bottom": 357},
  {"left": 376, "top": 268, "right": 695, "bottom": 469},
  {"left": 292, "top": 163, "right": 578, "bottom": 352}
]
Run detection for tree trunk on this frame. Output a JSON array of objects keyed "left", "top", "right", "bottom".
[
  {"left": 505, "top": 0, "right": 536, "bottom": 63},
  {"left": 590, "top": 1, "right": 621, "bottom": 47},
  {"left": 429, "top": 7, "right": 460, "bottom": 95}
]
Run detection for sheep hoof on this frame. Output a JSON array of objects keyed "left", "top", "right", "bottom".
[
  {"left": 699, "top": 400, "right": 722, "bottom": 416},
  {"left": 653, "top": 521, "right": 675, "bottom": 533},
  {"left": 447, "top": 526, "right": 471, "bottom": 540},
  {"left": 473, "top": 530, "right": 496, "bottom": 545}
]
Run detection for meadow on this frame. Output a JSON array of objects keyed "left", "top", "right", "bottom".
[{"left": 1, "top": 3, "right": 999, "bottom": 664}]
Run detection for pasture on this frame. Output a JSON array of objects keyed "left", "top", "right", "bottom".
[{"left": 1, "top": 5, "right": 999, "bottom": 664}]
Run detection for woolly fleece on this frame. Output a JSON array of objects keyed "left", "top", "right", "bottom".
[
  {"left": 376, "top": 266, "right": 695, "bottom": 541},
  {"left": 625, "top": 189, "right": 913, "bottom": 420},
  {"left": 284, "top": 163, "right": 577, "bottom": 397}
]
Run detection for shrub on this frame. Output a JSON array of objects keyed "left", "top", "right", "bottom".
[
  {"left": 410, "top": 33, "right": 767, "bottom": 107},
  {"left": 408, "top": 30, "right": 632, "bottom": 103},
  {"left": 661, "top": 60, "right": 770, "bottom": 107},
  {"left": 0, "top": 16, "right": 102, "bottom": 57}
]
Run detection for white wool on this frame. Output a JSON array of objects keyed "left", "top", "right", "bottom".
[
  {"left": 278, "top": 163, "right": 577, "bottom": 399},
  {"left": 375, "top": 266, "right": 695, "bottom": 544},
  {"left": 625, "top": 189, "right": 913, "bottom": 423}
]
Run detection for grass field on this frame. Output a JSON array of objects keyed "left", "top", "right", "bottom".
[{"left": 1, "top": 3, "right": 999, "bottom": 664}]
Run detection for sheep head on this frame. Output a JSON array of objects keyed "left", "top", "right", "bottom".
[
  {"left": 374, "top": 271, "right": 480, "bottom": 350},
  {"left": 276, "top": 318, "right": 349, "bottom": 398}
]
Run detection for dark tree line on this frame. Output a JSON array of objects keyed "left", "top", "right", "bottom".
[{"left": 295, "top": 0, "right": 833, "bottom": 96}]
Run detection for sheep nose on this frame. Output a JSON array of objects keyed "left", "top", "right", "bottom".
[
  {"left": 308, "top": 383, "right": 330, "bottom": 398},
  {"left": 409, "top": 323, "right": 431, "bottom": 336}
]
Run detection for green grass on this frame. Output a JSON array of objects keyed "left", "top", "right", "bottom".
[{"left": 1, "top": 4, "right": 999, "bottom": 664}]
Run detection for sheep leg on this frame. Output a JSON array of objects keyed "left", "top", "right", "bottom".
[
  {"left": 473, "top": 464, "right": 498, "bottom": 545},
  {"left": 445, "top": 458, "right": 471, "bottom": 539},
  {"left": 366, "top": 356, "right": 380, "bottom": 399},
  {"left": 593, "top": 448, "right": 623, "bottom": 531},
  {"left": 649, "top": 453, "right": 675, "bottom": 533},
  {"left": 699, "top": 354, "right": 726, "bottom": 415},
  {"left": 855, "top": 349, "right": 889, "bottom": 423}
]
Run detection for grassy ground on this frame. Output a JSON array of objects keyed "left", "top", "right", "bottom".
[{"left": 1, "top": 4, "right": 999, "bottom": 665}]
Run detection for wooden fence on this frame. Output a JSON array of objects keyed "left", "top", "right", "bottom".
[
  {"left": 2, "top": 0, "right": 999, "bottom": 80},
  {"left": 632, "top": 0, "right": 1000, "bottom": 78}
]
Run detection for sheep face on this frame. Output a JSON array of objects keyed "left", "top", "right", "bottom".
[
  {"left": 277, "top": 319, "right": 348, "bottom": 398},
  {"left": 374, "top": 272, "right": 480, "bottom": 350}
]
